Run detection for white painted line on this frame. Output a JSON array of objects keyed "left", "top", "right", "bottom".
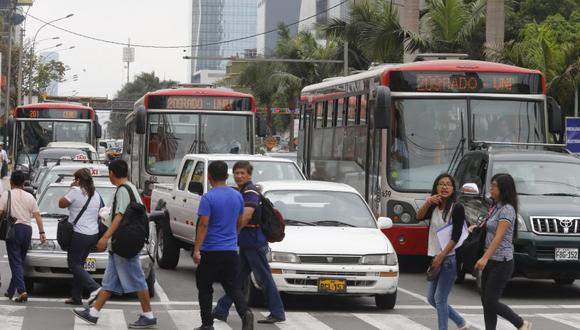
[
  {"left": 0, "top": 315, "right": 23, "bottom": 330},
  {"left": 541, "top": 313, "right": 580, "bottom": 329},
  {"left": 397, "top": 287, "right": 430, "bottom": 304},
  {"left": 74, "top": 308, "right": 126, "bottom": 330},
  {"left": 153, "top": 281, "right": 169, "bottom": 303},
  {"left": 169, "top": 310, "right": 232, "bottom": 330},
  {"left": 354, "top": 313, "right": 431, "bottom": 330},
  {"left": 268, "top": 311, "right": 333, "bottom": 330},
  {"left": 3, "top": 254, "right": 8, "bottom": 258},
  {"left": 462, "top": 313, "right": 516, "bottom": 330}
]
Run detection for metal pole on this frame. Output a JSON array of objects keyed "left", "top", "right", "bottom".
[
  {"left": 343, "top": 41, "right": 348, "bottom": 76},
  {"left": 126, "top": 38, "right": 130, "bottom": 84},
  {"left": 575, "top": 86, "right": 578, "bottom": 118},
  {"left": 5, "top": 3, "right": 14, "bottom": 126},
  {"left": 16, "top": 27, "right": 24, "bottom": 105},
  {"left": 27, "top": 43, "right": 33, "bottom": 104}
]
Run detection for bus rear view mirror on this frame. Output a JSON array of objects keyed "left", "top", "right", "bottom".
[
  {"left": 7, "top": 117, "right": 14, "bottom": 140},
  {"left": 135, "top": 105, "right": 147, "bottom": 134},
  {"left": 547, "top": 96, "right": 562, "bottom": 135},
  {"left": 374, "top": 86, "right": 391, "bottom": 129},
  {"left": 95, "top": 121, "right": 103, "bottom": 139},
  {"left": 256, "top": 116, "right": 267, "bottom": 137}
]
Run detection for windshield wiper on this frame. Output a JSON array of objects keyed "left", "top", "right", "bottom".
[
  {"left": 313, "top": 220, "right": 356, "bottom": 227},
  {"left": 541, "top": 193, "right": 580, "bottom": 197},
  {"left": 285, "top": 219, "right": 316, "bottom": 226},
  {"left": 40, "top": 212, "right": 67, "bottom": 218},
  {"left": 517, "top": 192, "right": 538, "bottom": 196}
]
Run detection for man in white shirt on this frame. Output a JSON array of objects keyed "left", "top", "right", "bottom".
[{"left": 0, "top": 142, "right": 8, "bottom": 178}]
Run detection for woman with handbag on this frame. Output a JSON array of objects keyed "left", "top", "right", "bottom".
[
  {"left": 417, "top": 174, "right": 468, "bottom": 330},
  {"left": 58, "top": 168, "right": 103, "bottom": 306},
  {"left": 0, "top": 171, "right": 46, "bottom": 302},
  {"left": 474, "top": 174, "right": 531, "bottom": 330}
]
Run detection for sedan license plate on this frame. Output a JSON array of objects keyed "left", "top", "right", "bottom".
[
  {"left": 84, "top": 258, "right": 96, "bottom": 272},
  {"left": 555, "top": 248, "right": 578, "bottom": 261},
  {"left": 318, "top": 278, "right": 347, "bottom": 293}
]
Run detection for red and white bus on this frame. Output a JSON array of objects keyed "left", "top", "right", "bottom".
[
  {"left": 9, "top": 102, "right": 102, "bottom": 176},
  {"left": 123, "top": 88, "right": 263, "bottom": 209},
  {"left": 299, "top": 59, "right": 562, "bottom": 256}
]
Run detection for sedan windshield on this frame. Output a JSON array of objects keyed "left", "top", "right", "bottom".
[
  {"left": 38, "top": 186, "right": 117, "bottom": 217},
  {"left": 224, "top": 161, "right": 303, "bottom": 186},
  {"left": 264, "top": 190, "right": 376, "bottom": 228},
  {"left": 493, "top": 161, "right": 580, "bottom": 196}
]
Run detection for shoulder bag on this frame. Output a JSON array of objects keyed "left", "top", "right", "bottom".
[
  {"left": 0, "top": 191, "right": 17, "bottom": 241},
  {"left": 57, "top": 194, "right": 93, "bottom": 251}
]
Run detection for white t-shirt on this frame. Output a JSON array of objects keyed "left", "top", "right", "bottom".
[
  {"left": 427, "top": 207, "right": 453, "bottom": 257},
  {"left": 65, "top": 187, "right": 102, "bottom": 235},
  {"left": 0, "top": 189, "right": 40, "bottom": 226}
]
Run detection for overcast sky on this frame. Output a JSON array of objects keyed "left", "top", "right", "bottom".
[{"left": 25, "top": 0, "right": 190, "bottom": 98}]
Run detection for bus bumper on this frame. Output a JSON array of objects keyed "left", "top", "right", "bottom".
[{"left": 382, "top": 226, "right": 428, "bottom": 256}]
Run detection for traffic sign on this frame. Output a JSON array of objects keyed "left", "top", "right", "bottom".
[{"left": 566, "top": 117, "right": 580, "bottom": 153}]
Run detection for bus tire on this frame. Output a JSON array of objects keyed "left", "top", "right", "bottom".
[
  {"left": 375, "top": 290, "right": 397, "bottom": 310},
  {"left": 156, "top": 223, "right": 180, "bottom": 269}
]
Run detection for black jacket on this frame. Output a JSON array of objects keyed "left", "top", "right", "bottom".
[{"left": 422, "top": 203, "right": 465, "bottom": 243}]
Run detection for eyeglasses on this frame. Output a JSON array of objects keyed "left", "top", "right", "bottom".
[{"left": 437, "top": 183, "right": 453, "bottom": 187}]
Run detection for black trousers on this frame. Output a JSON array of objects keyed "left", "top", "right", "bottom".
[
  {"left": 196, "top": 250, "right": 249, "bottom": 326},
  {"left": 67, "top": 232, "right": 100, "bottom": 302},
  {"left": 481, "top": 259, "right": 523, "bottom": 330}
]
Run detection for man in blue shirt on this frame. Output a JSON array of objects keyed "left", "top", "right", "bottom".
[
  {"left": 213, "top": 161, "right": 286, "bottom": 324},
  {"left": 193, "top": 161, "right": 253, "bottom": 330}
]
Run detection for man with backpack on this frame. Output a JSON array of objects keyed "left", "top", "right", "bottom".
[
  {"left": 213, "top": 161, "right": 286, "bottom": 324},
  {"left": 73, "top": 159, "right": 156, "bottom": 329}
]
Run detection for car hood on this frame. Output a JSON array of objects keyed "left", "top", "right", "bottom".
[
  {"left": 519, "top": 195, "right": 580, "bottom": 217},
  {"left": 269, "top": 226, "right": 394, "bottom": 255},
  {"left": 31, "top": 216, "right": 62, "bottom": 240}
]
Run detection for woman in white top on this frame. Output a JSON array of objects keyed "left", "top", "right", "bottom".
[
  {"left": 0, "top": 171, "right": 46, "bottom": 302},
  {"left": 58, "top": 168, "right": 102, "bottom": 305}
]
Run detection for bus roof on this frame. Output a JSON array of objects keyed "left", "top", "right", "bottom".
[
  {"left": 134, "top": 87, "right": 255, "bottom": 111},
  {"left": 16, "top": 102, "right": 93, "bottom": 110}
]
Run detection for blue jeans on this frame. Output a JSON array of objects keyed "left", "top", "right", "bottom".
[
  {"left": 427, "top": 255, "right": 466, "bottom": 330},
  {"left": 214, "top": 246, "right": 285, "bottom": 320},
  {"left": 6, "top": 224, "right": 32, "bottom": 295}
]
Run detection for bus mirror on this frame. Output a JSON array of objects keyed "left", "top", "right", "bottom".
[
  {"left": 135, "top": 105, "right": 147, "bottom": 134},
  {"left": 374, "top": 86, "right": 391, "bottom": 129},
  {"left": 547, "top": 96, "right": 563, "bottom": 134},
  {"left": 7, "top": 117, "right": 14, "bottom": 139},
  {"left": 95, "top": 122, "right": 102, "bottom": 139},
  {"left": 256, "top": 116, "right": 267, "bottom": 137}
]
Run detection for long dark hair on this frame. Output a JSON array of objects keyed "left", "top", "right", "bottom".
[
  {"left": 491, "top": 173, "right": 518, "bottom": 239},
  {"left": 430, "top": 173, "right": 457, "bottom": 221},
  {"left": 74, "top": 168, "right": 95, "bottom": 198}
]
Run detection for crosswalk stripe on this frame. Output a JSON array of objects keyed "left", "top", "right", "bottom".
[
  {"left": 74, "top": 309, "right": 126, "bottom": 330},
  {"left": 354, "top": 313, "right": 431, "bottom": 330},
  {"left": 168, "top": 310, "right": 232, "bottom": 330},
  {"left": 0, "top": 306, "right": 24, "bottom": 330},
  {"left": 540, "top": 314, "right": 580, "bottom": 329},
  {"left": 462, "top": 314, "right": 516, "bottom": 330},
  {"left": 266, "top": 312, "right": 333, "bottom": 330}
]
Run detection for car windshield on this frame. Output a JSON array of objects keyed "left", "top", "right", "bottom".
[
  {"left": 38, "top": 186, "right": 117, "bottom": 217},
  {"left": 492, "top": 161, "right": 580, "bottom": 196},
  {"left": 38, "top": 170, "right": 109, "bottom": 194},
  {"left": 33, "top": 149, "right": 89, "bottom": 170},
  {"left": 264, "top": 190, "right": 376, "bottom": 228},
  {"left": 146, "top": 113, "right": 252, "bottom": 176},
  {"left": 224, "top": 160, "right": 303, "bottom": 186}
]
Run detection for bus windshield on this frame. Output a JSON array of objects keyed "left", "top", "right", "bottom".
[
  {"left": 15, "top": 121, "right": 91, "bottom": 164},
  {"left": 388, "top": 98, "right": 545, "bottom": 191},
  {"left": 147, "top": 113, "right": 251, "bottom": 175}
]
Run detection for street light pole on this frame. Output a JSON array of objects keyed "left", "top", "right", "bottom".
[{"left": 27, "top": 13, "right": 73, "bottom": 104}]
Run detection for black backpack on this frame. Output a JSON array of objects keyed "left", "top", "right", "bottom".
[
  {"left": 111, "top": 184, "right": 149, "bottom": 259},
  {"left": 259, "top": 195, "right": 285, "bottom": 243}
]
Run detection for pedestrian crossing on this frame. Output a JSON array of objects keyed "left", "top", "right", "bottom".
[{"left": 1, "top": 306, "right": 580, "bottom": 329}]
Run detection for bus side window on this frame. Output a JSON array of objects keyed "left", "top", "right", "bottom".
[
  {"left": 348, "top": 96, "right": 357, "bottom": 126},
  {"left": 360, "top": 94, "right": 368, "bottom": 125},
  {"left": 328, "top": 100, "right": 337, "bottom": 127},
  {"left": 322, "top": 101, "right": 328, "bottom": 128},
  {"left": 316, "top": 102, "right": 325, "bottom": 128},
  {"left": 356, "top": 95, "right": 362, "bottom": 125},
  {"left": 336, "top": 98, "right": 343, "bottom": 127}
]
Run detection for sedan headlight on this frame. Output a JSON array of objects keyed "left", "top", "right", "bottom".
[
  {"left": 517, "top": 214, "right": 528, "bottom": 232},
  {"left": 360, "top": 253, "right": 398, "bottom": 266},
  {"left": 268, "top": 251, "right": 300, "bottom": 263},
  {"left": 30, "top": 239, "right": 57, "bottom": 251}
]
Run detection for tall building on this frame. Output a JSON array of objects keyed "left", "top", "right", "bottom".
[
  {"left": 39, "top": 51, "right": 59, "bottom": 96},
  {"left": 256, "top": 0, "right": 301, "bottom": 55},
  {"left": 188, "top": 0, "right": 257, "bottom": 83}
]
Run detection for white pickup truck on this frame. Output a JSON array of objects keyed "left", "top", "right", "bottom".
[{"left": 150, "top": 154, "right": 306, "bottom": 269}]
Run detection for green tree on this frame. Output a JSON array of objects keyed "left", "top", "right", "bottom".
[{"left": 506, "top": 0, "right": 580, "bottom": 41}]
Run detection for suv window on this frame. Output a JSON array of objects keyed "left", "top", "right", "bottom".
[
  {"left": 190, "top": 162, "right": 205, "bottom": 190},
  {"left": 178, "top": 160, "right": 195, "bottom": 191}
]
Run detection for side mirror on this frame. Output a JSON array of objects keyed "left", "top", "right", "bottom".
[
  {"left": 256, "top": 116, "right": 267, "bottom": 137},
  {"left": 547, "top": 96, "right": 563, "bottom": 135},
  {"left": 7, "top": 117, "right": 14, "bottom": 140},
  {"left": 188, "top": 181, "right": 204, "bottom": 196},
  {"left": 95, "top": 122, "right": 103, "bottom": 139},
  {"left": 461, "top": 183, "right": 480, "bottom": 196},
  {"left": 377, "top": 216, "right": 393, "bottom": 230},
  {"left": 373, "top": 86, "right": 391, "bottom": 129},
  {"left": 135, "top": 105, "right": 147, "bottom": 134}
]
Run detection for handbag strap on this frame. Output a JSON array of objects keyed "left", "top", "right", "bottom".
[
  {"left": 111, "top": 184, "right": 137, "bottom": 216},
  {"left": 73, "top": 193, "right": 93, "bottom": 226},
  {"left": 6, "top": 190, "right": 11, "bottom": 217}
]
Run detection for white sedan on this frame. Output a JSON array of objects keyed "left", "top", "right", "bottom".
[{"left": 253, "top": 181, "right": 399, "bottom": 309}]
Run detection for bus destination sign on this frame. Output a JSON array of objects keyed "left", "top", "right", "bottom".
[
  {"left": 150, "top": 95, "right": 252, "bottom": 111},
  {"left": 15, "top": 108, "right": 91, "bottom": 119},
  {"left": 389, "top": 72, "right": 543, "bottom": 94}
]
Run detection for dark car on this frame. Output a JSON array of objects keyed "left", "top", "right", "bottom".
[{"left": 453, "top": 148, "right": 580, "bottom": 289}]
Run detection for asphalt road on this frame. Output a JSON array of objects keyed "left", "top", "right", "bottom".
[{"left": 1, "top": 246, "right": 579, "bottom": 330}]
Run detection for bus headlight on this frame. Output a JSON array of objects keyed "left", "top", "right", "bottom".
[
  {"left": 393, "top": 204, "right": 404, "bottom": 215},
  {"left": 387, "top": 201, "right": 417, "bottom": 224},
  {"left": 400, "top": 213, "right": 412, "bottom": 223}
]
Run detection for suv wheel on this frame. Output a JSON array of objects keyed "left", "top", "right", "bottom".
[
  {"left": 155, "top": 224, "right": 180, "bottom": 269},
  {"left": 554, "top": 278, "right": 575, "bottom": 285}
]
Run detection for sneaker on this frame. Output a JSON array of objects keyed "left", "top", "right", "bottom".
[
  {"left": 128, "top": 315, "right": 158, "bottom": 329},
  {"left": 194, "top": 326, "right": 215, "bottom": 330},
  {"left": 87, "top": 287, "right": 101, "bottom": 306},
  {"left": 241, "top": 311, "right": 254, "bottom": 330},
  {"left": 257, "top": 315, "right": 285, "bottom": 324},
  {"left": 72, "top": 308, "right": 98, "bottom": 325},
  {"left": 212, "top": 311, "right": 228, "bottom": 322}
]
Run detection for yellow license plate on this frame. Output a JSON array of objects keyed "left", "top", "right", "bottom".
[
  {"left": 318, "top": 278, "right": 347, "bottom": 293},
  {"left": 84, "top": 257, "right": 96, "bottom": 272}
]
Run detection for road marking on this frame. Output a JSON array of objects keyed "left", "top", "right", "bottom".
[
  {"left": 462, "top": 314, "right": 516, "bottom": 330},
  {"left": 0, "top": 306, "right": 24, "bottom": 330},
  {"left": 268, "top": 312, "right": 333, "bottom": 330},
  {"left": 74, "top": 309, "right": 126, "bottom": 330},
  {"left": 541, "top": 314, "right": 580, "bottom": 328},
  {"left": 154, "top": 281, "right": 170, "bottom": 303},
  {"left": 169, "top": 310, "right": 232, "bottom": 330},
  {"left": 354, "top": 313, "right": 430, "bottom": 329},
  {"left": 398, "top": 287, "right": 430, "bottom": 304}
]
